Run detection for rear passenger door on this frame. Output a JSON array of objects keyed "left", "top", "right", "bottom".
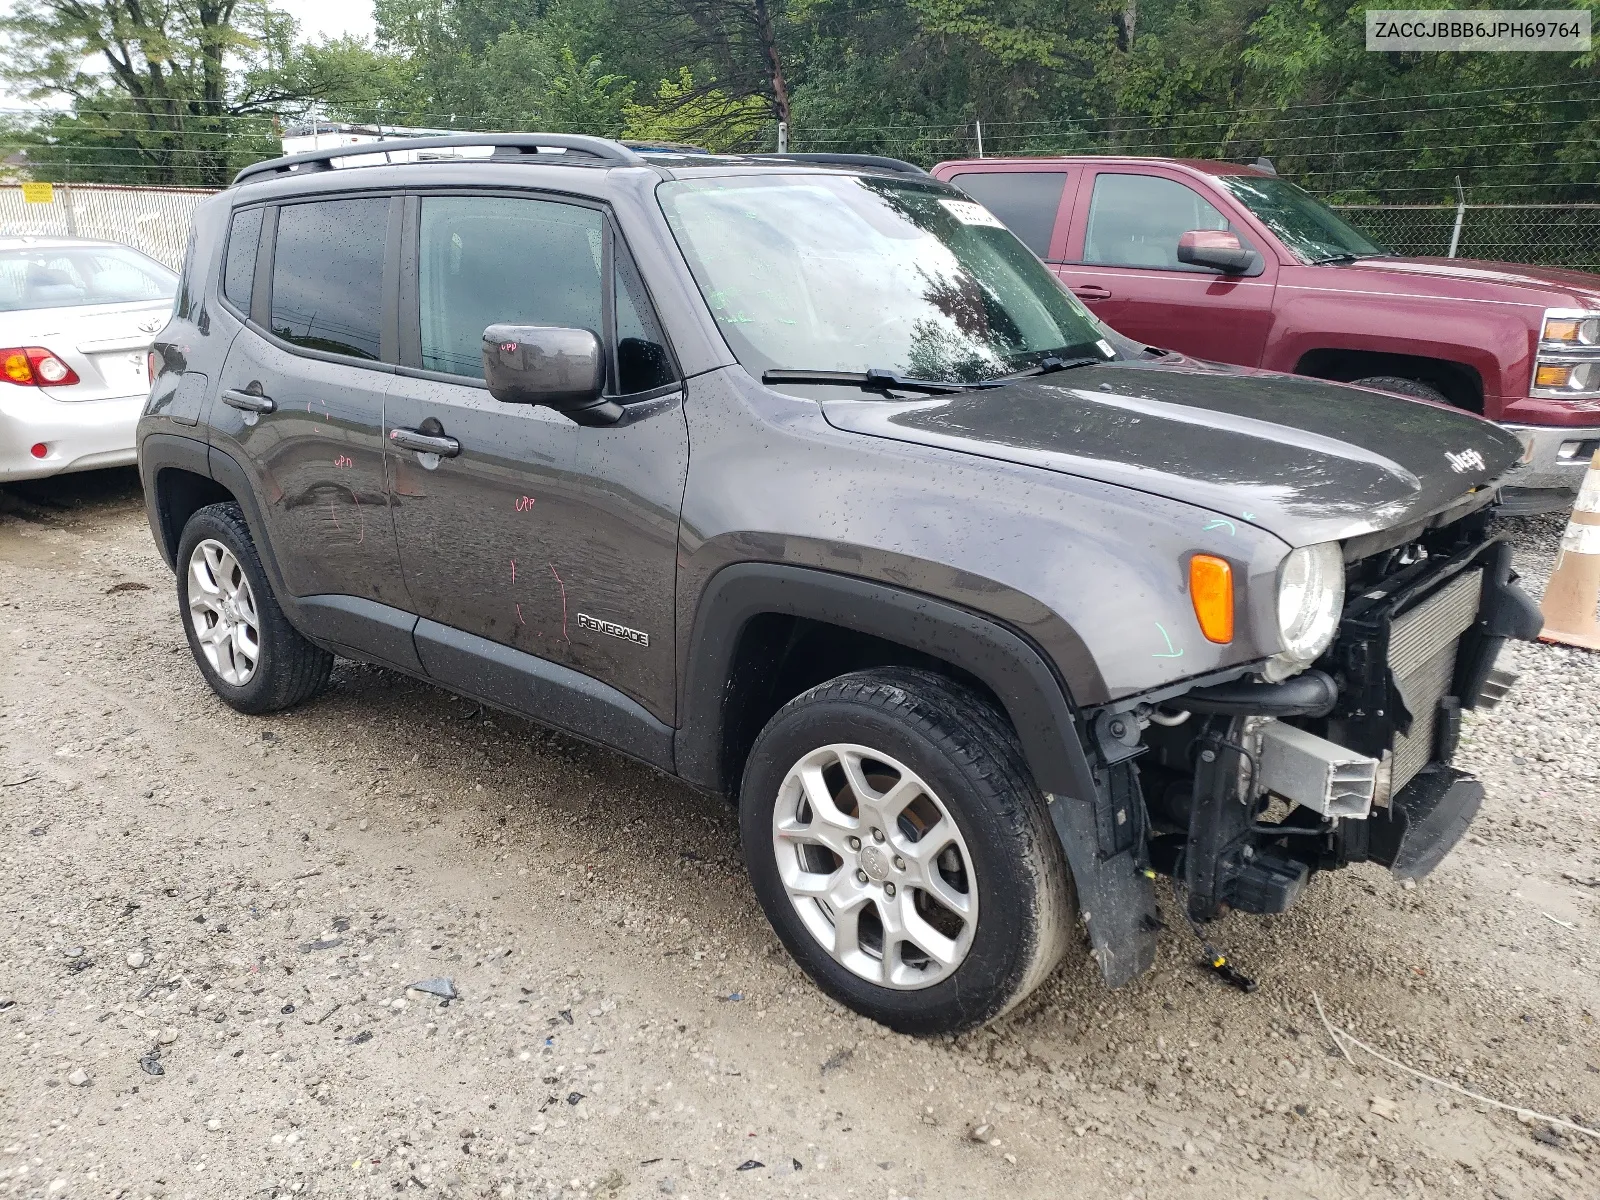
[
  {"left": 384, "top": 191, "right": 688, "bottom": 726},
  {"left": 944, "top": 167, "right": 1077, "bottom": 262},
  {"left": 1055, "top": 170, "right": 1277, "bottom": 365},
  {"left": 210, "top": 195, "right": 407, "bottom": 607}
]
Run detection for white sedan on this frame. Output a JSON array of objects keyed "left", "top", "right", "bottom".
[{"left": 0, "top": 236, "right": 176, "bottom": 482}]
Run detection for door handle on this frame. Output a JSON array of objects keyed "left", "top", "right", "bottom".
[
  {"left": 390, "top": 427, "right": 462, "bottom": 457},
  {"left": 222, "top": 387, "right": 275, "bottom": 414},
  {"left": 1071, "top": 285, "right": 1112, "bottom": 301}
]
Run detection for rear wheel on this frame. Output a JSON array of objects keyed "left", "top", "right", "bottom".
[
  {"left": 740, "top": 668, "right": 1074, "bottom": 1033},
  {"left": 1350, "top": 375, "right": 1449, "bottom": 405},
  {"left": 176, "top": 502, "right": 332, "bottom": 713}
]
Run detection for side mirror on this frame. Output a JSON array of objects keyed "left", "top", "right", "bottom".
[
  {"left": 1176, "top": 230, "right": 1256, "bottom": 275},
  {"left": 481, "top": 324, "right": 621, "bottom": 427}
]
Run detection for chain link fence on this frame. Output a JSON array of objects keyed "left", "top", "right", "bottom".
[
  {"left": 0, "top": 184, "right": 217, "bottom": 270},
  {"left": 1334, "top": 204, "right": 1600, "bottom": 273}
]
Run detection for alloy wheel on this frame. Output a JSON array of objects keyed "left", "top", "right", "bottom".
[
  {"left": 187, "top": 538, "right": 262, "bottom": 686},
  {"left": 771, "top": 743, "right": 978, "bottom": 989}
]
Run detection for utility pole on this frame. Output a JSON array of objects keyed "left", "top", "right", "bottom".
[
  {"left": 777, "top": 121, "right": 788, "bottom": 154},
  {"left": 975, "top": 119, "right": 984, "bottom": 158}
]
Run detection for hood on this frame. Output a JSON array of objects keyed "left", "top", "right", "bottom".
[
  {"left": 1325, "top": 256, "right": 1600, "bottom": 308},
  {"left": 818, "top": 359, "right": 1523, "bottom": 545}
]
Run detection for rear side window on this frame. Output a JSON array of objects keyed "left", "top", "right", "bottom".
[
  {"left": 271, "top": 198, "right": 388, "bottom": 360},
  {"left": 1082, "top": 174, "right": 1236, "bottom": 270},
  {"left": 949, "top": 171, "right": 1067, "bottom": 258},
  {"left": 222, "top": 208, "right": 263, "bottom": 311},
  {"left": 418, "top": 196, "right": 603, "bottom": 380}
]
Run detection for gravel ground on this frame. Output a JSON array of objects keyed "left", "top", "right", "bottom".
[{"left": 1, "top": 470, "right": 1598, "bottom": 1200}]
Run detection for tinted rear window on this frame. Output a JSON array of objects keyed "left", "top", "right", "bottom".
[
  {"left": 271, "top": 198, "right": 388, "bottom": 360},
  {"left": 948, "top": 172, "right": 1067, "bottom": 258},
  {"left": 222, "top": 208, "right": 263, "bottom": 311}
]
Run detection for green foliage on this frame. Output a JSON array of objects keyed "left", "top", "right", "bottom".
[
  {"left": 623, "top": 67, "right": 769, "bottom": 149},
  {"left": 3, "top": 0, "right": 1596, "bottom": 198}
]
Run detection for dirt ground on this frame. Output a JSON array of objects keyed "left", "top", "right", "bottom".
[{"left": 2, "top": 468, "right": 1598, "bottom": 1200}]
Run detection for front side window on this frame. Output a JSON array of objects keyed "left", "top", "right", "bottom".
[
  {"left": 271, "top": 197, "right": 388, "bottom": 360},
  {"left": 1216, "top": 175, "right": 1388, "bottom": 264},
  {"left": 1082, "top": 174, "right": 1239, "bottom": 271},
  {"left": 949, "top": 171, "right": 1067, "bottom": 258},
  {"left": 0, "top": 244, "right": 176, "bottom": 313},
  {"left": 658, "top": 174, "right": 1107, "bottom": 382},
  {"left": 614, "top": 248, "right": 676, "bottom": 394},
  {"left": 419, "top": 196, "right": 603, "bottom": 380},
  {"left": 222, "top": 207, "right": 263, "bottom": 311}
]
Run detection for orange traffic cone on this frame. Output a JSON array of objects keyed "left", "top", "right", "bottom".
[{"left": 1540, "top": 449, "right": 1600, "bottom": 651}]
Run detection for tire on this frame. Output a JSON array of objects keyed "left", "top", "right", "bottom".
[
  {"left": 1350, "top": 375, "right": 1449, "bottom": 405},
  {"left": 739, "top": 667, "right": 1075, "bottom": 1033},
  {"left": 175, "top": 502, "right": 333, "bottom": 714}
]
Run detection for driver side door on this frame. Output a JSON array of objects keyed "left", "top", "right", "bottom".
[{"left": 1056, "top": 169, "right": 1278, "bottom": 366}]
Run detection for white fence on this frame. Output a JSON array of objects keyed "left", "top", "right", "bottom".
[{"left": 0, "top": 184, "right": 218, "bottom": 270}]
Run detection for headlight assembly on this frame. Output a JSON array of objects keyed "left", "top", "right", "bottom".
[
  {"left": 1267, "top": 542, "right": 1344, "bottom": 680},
  {"left": 1533, "top": 309, "right": 1600, "bottom": 399}
]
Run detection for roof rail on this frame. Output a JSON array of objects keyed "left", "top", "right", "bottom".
[
  {"left": 232, "top": 133, "right": 647, "bottom": 186},
  {"left": 744, "top": 152, "right": 929, "bottom": 177}
]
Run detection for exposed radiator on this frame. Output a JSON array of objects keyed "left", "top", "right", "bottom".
[{"left": 1388, "top": 569, "right": 1483, "bottom": 791}]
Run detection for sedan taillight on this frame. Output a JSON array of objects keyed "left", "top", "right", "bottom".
[{"left": 1, "top": 346, "right": 81, "bottom": 387}]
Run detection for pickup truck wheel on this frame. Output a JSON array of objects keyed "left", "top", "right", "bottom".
[
  {"left": 176, "top": 502, "right": 333, "bottom": 714},
  {"left": 740, "top": 668, "right": 1073, "bottom": 1033},
  {"left": 1350, "top": 375, "right": 1449, "bottom": 405}
]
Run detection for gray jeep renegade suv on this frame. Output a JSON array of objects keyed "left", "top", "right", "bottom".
[{"left": 138, "top": 134, "right": 1541, "bottom": 1033}]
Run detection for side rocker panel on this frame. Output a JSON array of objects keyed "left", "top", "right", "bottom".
[{"left": 677, "top": 562, "right": 1158, "bottom": 986}]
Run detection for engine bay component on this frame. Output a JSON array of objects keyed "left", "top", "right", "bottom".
[{"left": 1256, "top": 720, "right": 1379, "bottom": 820}]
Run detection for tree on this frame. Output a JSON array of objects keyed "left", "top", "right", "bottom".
[{"left": 0, "top": 0, "right": 317, "bottom": 184}]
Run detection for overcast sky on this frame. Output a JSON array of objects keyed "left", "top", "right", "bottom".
[{"left": 277, "top": 0, "right": 378, "bottom": 45}]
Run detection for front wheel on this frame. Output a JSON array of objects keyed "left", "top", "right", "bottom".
[{"left": 739, "top": 668, "right": 1074, "bottom": 1033}]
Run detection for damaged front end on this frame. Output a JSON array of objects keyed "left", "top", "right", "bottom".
[{"left": 1087, "top": 509, "right": 1541, "bottom": 953}]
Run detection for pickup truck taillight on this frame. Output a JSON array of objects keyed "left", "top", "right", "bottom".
[
  {"left": 0, "top": 346, "right": 81, "bottom": 387},
  {"left": 1533, "top": 310, "right": 1600, "bottom": 399}
]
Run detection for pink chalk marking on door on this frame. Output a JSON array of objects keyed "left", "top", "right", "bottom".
[
  {"left": 352, "top": 491, "right": 365, "bottom": 544},
  {"left": 516, "top": 603, "right": 525, "bottom": 625},
  {"left": 329, "top": 502, "right": 340, "bottom": 530},
  {"left": 515, "top": 495, "right": 536, "bottom": 512},
  {"left": 548, "top": 563, "right": 569, "bottom": 642},
  {"left": 510, "top": 559, "right": 517, "bottom": 585}
]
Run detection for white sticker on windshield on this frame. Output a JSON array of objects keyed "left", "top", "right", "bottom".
[
  {"left": 939, "top": 198, "right": 1007, "bottom": 228},
  {"left": 1096, "top": 339, "right": 1116, "bottom": 358}
]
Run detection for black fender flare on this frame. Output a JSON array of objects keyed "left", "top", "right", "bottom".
[
  {"left": 676, "top": 561, "right": 1158, "bottom": 986},
  {"left": 138, "top": 432, "right": 303, "bottom": 628}
]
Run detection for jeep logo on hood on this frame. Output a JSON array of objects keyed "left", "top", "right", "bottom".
[{"left": 1446, "top": 448, "right": 1487, "bottom": 474}]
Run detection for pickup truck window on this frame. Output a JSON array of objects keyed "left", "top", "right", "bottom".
[
  {"left": 1083, "top": 174, "right": 1235, "bottom": 271},
  {"left": 948, "top": 171, "right": 1066, "bottom": 259},
  {"left": 659, "top": 173, "right": 1106, "bottom": 383},
  {"left": 1216, "top": 175, "right": 1387, "bottom": 265}
]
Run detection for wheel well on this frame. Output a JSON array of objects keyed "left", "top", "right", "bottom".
[
  {"left": 716, "top": 614, "right": 1005, "bottom": 797},
  {"left": 154, "top": 467, "right": 234, "bottom": 564},
  {"left": 1294, "top": 349, "right": 1483, "bottom": 413}
]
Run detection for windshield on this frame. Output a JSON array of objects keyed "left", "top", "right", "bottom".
[
  {"left": 658, "top": 174, "right": 1110, "bottom": 382},
  {"left": 1216, "top": 176, "right": 1388, "bottom": 264},
  {"left": 0, "top": 244, "right": 176, "bottom": 312}
]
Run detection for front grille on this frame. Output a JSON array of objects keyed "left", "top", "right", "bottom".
[{"left": 1387, "top": 569, "right": 1482, "bottom": 790}]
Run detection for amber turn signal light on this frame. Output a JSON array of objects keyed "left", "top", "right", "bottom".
[{"left": 1190, "top": 554, "right": 1234, "bottom": 644}]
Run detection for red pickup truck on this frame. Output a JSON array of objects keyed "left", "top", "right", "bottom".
[{"left": 931, "top": 156, "right": 1600, "bottom": 512}]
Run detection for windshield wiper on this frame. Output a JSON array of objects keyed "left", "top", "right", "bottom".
[
  {"left": 1001, "top": 354, "right": 1104, "bottom": 380},
  {"left": 1309, "top": 252, "right": 1364, "bottom": 266},
  {"left": 761, "top": 368, "right": 1004, "bottom": 395}
]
